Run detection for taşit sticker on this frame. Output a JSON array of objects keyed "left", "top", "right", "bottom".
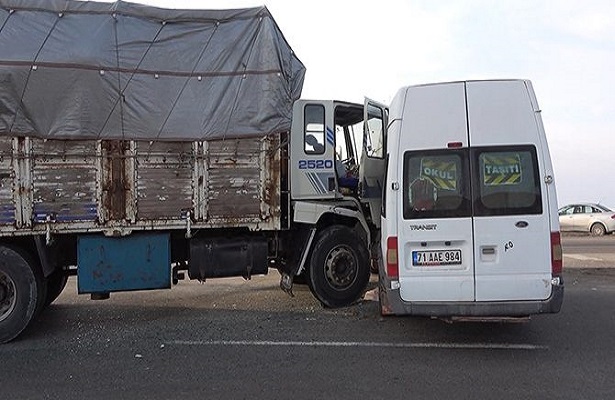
[{"left": 483, "top": 154, "right": 522, "bottom": 186}]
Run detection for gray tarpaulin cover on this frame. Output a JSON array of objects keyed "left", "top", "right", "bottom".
[{"left": 0, "top": 0, "right": 305, "bottom": 140}]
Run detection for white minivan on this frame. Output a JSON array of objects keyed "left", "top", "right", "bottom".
[{"left": 379, "top": 79, "right": 564, "bottom": 318}]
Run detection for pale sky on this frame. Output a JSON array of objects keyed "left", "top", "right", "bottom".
[{"left": 136, "top": 0, "right": 615, "bottom": 208}]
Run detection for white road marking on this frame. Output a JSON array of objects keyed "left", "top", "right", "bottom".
[
  {"left": 166, "top": 340, "right": 547, "bottom": 351},
  {"left": 565, "top": 254, "right": 603, "bottom": 261}
]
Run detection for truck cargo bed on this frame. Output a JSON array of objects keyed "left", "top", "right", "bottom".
[{"left": 0, "top": 135, "right": 282, "bottom": 237}]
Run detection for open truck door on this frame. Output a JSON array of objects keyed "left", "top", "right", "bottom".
[{"left": 359, "top": 98, "right": 388, "bottom": 227}]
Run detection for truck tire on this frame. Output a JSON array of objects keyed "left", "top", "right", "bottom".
[
  {"left": 307, "top": 225, "right": 370, "bottom": 308},
  {"left": 0, "top": 245, "right": 43, "bottom": 344}
]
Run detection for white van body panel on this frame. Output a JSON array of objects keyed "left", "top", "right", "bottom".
[
  {"left": 526, "top": 81, "right": 561, "bottom": 237},
  {"left": 398, "top": 219, "right": 475, "bottom": 302},
  {"left": 472, "top": 215, "right": 552, "bottom": 301},
  {"left": 381, "top": 79, "right": 563, "bottom": 315},
  {"left": 466, "top": 80, "right": 540, "bottom": 145},
  {"left": 397, "top": 82, "right": 469, "bottom": 150},
  {"left": 394, "top": 82, "right": 475, "bottom": 302},
  {"left": 466, "top": 80, "right": 552, "bottom": 301}
]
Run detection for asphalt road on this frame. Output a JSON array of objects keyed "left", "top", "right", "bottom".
[
  {"left": 562, "top": 234, "right": 615, "bottom": 267},
  {"left": 1, "top": 235, "right": 614, "bottom": 400}
]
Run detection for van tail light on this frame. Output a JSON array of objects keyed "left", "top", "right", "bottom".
[
  {"left": 610, "top": 214, "right": 615, "bottom": 220},
  {"left": 551, "top": 231, "right": 563, "bottom": 275},
  {"left": 386, "top": 236, "right": 399, "bottom": 279}
]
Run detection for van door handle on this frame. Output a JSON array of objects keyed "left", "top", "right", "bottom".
[
  {"left": 515, "top": 221, "right": 529, "bottom": 228},
  {"left": 482, "top": 247, "right": 496, "bottom": 255}
]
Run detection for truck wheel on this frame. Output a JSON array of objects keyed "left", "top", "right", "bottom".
[
  {"left": 590, "top": 223, "right": 606, "bottom": 236},
  {"left": 308, "top": 225, "right": 370, "bottom": 308},
  {"left": 0, "top": 246, "right": 43, "bottom": 344},
  {"left": 44, "top": 268, "right": 69, "bottom": 307}
]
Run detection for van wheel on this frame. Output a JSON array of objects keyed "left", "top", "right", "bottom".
[
  {"left": 590, "top": 223, "right": 606, "bottom": 236},
  {"left": 0, "top": 245, "right": 43, "bottom": 344},
  {"left": 307, "top": 226, "right": 370, "bottom": 308}
]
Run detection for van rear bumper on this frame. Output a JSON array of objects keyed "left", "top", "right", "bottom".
[{"left": 379, "top": 279, "right": 564, "bottom": 317}]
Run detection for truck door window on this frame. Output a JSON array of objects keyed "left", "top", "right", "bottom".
[
  {"left": 473, "top": 146, "right": 542, "bottom": 216},
  {"left": 304, "top": 104, "right": 325, "bottom": 154},
  {"left": 364, "top": 104, "right": 385, "bottom": 159},
  {"left": 403, "top": 150, "right": 471, "bottom": 219}
]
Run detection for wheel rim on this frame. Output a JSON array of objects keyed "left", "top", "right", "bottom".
[
  {"left": 0, "top": 271, "right": 17, "bottom": 323},
  {"left": 592, "top": 224, "right": 604, "bottom": 236},
  {"left": 324, "top": 245, "right": 358, "bottom": 290}
]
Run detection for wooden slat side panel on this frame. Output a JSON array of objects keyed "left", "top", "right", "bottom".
[
  {"left": 135, "top": 141, "right": 194, "bottom": 220},
  {"left": 206, "top": 138, "right": 263, "bottom": 221},
  {"left": 207, "top": 168, "right": 261, "bottom": 218},
  {"left": 0, "top": 135, "right": 284, "bottom": 234},
  {"left": 0, "top": 137, "right": 15, "bottom": 225},
  {"left": 31, "top": 139, "right": 98, "bottom": 222}
]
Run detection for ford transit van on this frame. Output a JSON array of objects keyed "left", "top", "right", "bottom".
[{"left": 379, "top": 79, "right": 563, "bottom": 318}]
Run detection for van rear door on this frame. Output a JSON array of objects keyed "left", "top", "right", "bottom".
[
  {"left": 397, "top": 82, "right": 475, "bottom": 302},
  {"left": 396, "top": 80, "right": 553, "bottom": 305},
  {"left": 466, "top": 81, "right": 552, "bottom": 301}
]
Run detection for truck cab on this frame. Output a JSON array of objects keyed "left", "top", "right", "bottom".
[
  {"left": 289, "top": 99, "right": 387, "bottom": 211},
  {"left": 283, "top": 99, "right": 387, "bottom": 306},
  {"left": 291, "top": 100, "right": 361, "bottom": 199}
]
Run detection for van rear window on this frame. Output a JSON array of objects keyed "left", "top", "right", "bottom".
[
  {"left": 403, "top": 149, "right": 471, "bottom": 219},
  {"left": 473, "top": 146, "right": 542, "bottom": 216},
  {"left": 402, "top": 145, "right": 542, "bottom": 219}
]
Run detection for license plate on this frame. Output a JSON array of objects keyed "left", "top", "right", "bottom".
[{"left": 412, "top": 249, "right": 462, "bottom": 266}]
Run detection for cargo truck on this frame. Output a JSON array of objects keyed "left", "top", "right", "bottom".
[{"left": 0, "top": 0, "right": 388, "bottom": 343}]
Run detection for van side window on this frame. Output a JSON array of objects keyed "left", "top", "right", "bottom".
[
  {"left": 473, "top": 146, "right": 542, "bottom": 216},
  {"left": 403, "top": 150, "right": 471, "bottom": 219},
  {"left": 304, "top": 104, "right": 325, "bottom": 154}
]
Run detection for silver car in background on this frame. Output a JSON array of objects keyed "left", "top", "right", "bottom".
[{"left": 558, "top": 203, "right": 615, "bottom": 236}]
